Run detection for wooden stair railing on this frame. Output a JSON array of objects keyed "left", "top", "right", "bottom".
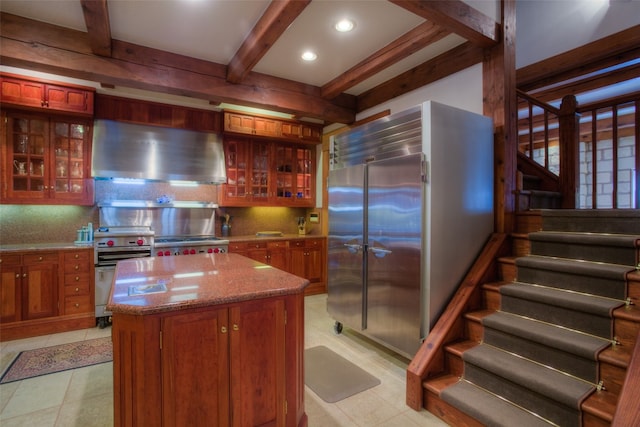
[{"left": 406, "top": 233, "right": 509, "bottom": 410}]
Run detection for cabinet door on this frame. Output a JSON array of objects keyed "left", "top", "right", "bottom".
[
  {"left": 50, "top": 119, "right": 93, "bottom": 204},
  {"left": 225, "top": 112, "right": 255, "bottom": 135},
  {"left": 3, "top": 113, "right": 49, "bottom": 201},
  {"left": 253, "top": 117, "right": 279, "bottom": 137},
  {"left": 162, "top": 309, "right": 230, "bottom": 427},
  {"left": 229, "top": 298, "right": 286, "bottom": 427},
  {"left": 0, "top": 258, "right": 22, "bottom": 323},
  {"left": 221, "top": 137, "right": 250, "bottom": 205},
  {"left": 44, "top": 84, "right": 94, "bottom": 115},
  {"left": 1, "top": 77, "right": 45, "bottom": 109},
  {"left": 267, "top": 241, "right": 289, "bottom": 271},
  {"left": 22, "top": 258, "right": 58, "bottom": 320},
  {"left": 249, "top": 141, "right": 271, "bottom": 204},
  {"left": 293, "top": 146, "right": 315, "bottom": 206}
]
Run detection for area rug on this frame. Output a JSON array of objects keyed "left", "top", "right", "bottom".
[
  {"left": 0, "top": 337, "right": 112, "bottom": 384},
  {"left": 305, "top": 345, "right": 380, "bottom": 403}
]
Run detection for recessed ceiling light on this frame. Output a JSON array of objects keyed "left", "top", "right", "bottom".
[
  {"left": 334, "top": 19, "right": 355, "bottom": 32},
  {"left": 301, "top": 51, "right": 317, "bottom": 61}
]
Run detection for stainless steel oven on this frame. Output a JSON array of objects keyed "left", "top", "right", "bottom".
[{"left": 93, "top": 226, "right": 153, "bottom": 328}]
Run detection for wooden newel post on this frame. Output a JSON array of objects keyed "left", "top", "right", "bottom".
[{"left": 559, "top": 95, "right": 580, "bottom": 208}]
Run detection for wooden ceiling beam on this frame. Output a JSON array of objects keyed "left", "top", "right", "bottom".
[
  {"left": 389, "top": 0, "right": 498, "bottom": 48},
  {"left": 357, "top": 41, "right": 483, "bottom": 113},
  {"left": 80, "top": 0, "right": 112, "bottom": 57},
  {"left": 226, "top": 0, "right": 310, "bottom": 84},
  {"left": 0, "top": 12, "right": 355, "bottom": 123},
  {"left": 516, "top": 25, "right": 640, "bottom": 90},
  {"left": 321, "top": 21, "right": 450, "bottom": 99}
]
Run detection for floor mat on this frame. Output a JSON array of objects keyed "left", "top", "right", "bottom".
[
  {"left": 305, "top": 345, "right": 380, "bottom": 403},
  {"left": 0, "top": 337, "right": 112, "bottom": 384}
]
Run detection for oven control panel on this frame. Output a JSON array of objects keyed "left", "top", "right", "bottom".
[{"left": 156, "top": 246, "right": 228, "bottom": 257}]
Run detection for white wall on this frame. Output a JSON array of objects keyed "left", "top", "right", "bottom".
[
  {"left": 355, "top": 63, "right": 484, "bottom": 122},
  {"left": 516, "top": 0, "right": 640, "bottom": 69}
]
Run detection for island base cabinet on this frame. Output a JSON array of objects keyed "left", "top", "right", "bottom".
[{"left": 111, "top": 294, "right": 306, "bottom": 427}]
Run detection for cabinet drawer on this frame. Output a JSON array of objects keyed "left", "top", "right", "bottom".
[
  {"left": 64, "top": 250, "right": 91, "bottom": 263},
  {"left": 228, "top": 242, "right": 249, "bottom": 252},
  {"left": 64, "top": 272, "right": 91, "bottom": 286},
  {"left": 290, "top": 238, "right": 323, "bottom": 248},
  {"left": 65, "top": 296, "right": 92, "bottom": 313},
  {"left": 64, "top": 260, "right": 90, "bottom": 273},
  {"left": 23, "top": 252, "right": 58, "bottom": 264},
  {"left": 267, "top": 241, "right": 288, "bottom": 250},
  {"left": 65, "top": 282, "right": 90, "bottom": 296},
  {"left": 0, "top": 253, "right": 21, "bottom": 266},
  {"left": 248, "top": 242, "right": 267, "bottom": 250}
]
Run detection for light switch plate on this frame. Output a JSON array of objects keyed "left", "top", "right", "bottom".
[{"left": 309, "top": 212, "right": 319, "bottom": 223}]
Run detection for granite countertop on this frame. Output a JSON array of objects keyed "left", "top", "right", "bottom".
[
  {"left": 107, "top": 253, "right": 309, "bottom": 315},
  {"left": 0, "top": 242, "right": 94, "bottom": 252}
]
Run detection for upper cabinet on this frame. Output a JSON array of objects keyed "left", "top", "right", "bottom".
[
  {"left": 220, "top": 136, "right": 316, "bottom": 207},
  {"left": 1, "top": 74, "right": 94, "bottom": 116},
  {"left": 95, "top": 94, "right": 222, "bottom": 133},
  {"left": 224, "top": 111, "right": 322, "bottom": 144},
  {"left": 1, "top": 110, "right": 94, "bottom": 205}
]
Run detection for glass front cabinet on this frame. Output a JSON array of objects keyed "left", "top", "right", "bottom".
[
  {"left": 2, "top": 111, "right": 94, "bottom": 205},
  {"left": 221, "top": 136, "right": 315, "bottom": 207}
]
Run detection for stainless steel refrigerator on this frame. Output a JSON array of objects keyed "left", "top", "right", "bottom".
[{"left": 327, "top": 101, "right": 494, "bottom": 358}]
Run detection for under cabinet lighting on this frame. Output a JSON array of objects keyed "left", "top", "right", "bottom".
[
  {"left": 112, "top": 178, "right": 145, "bottom": 185},
  {"left": 170, "top": 180, "right": 199, "bottom": 187}
]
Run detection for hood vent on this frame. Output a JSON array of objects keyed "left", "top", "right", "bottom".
[{"left": 91, "top": 120, "right": 226, "bottom": 184}]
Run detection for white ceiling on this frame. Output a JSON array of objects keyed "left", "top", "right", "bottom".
[{"left": 0, "top": 0, "right": 469, "bottom": 96}]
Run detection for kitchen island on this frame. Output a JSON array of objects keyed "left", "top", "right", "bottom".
[{"left": 107, "top": 253, "right": 308, "bottom": 427}]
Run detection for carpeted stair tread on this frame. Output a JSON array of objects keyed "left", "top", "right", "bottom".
[
  {"left": 501, "top": 283, "right": 624, "bottom": 318},
  {"left": 482, "top": 312, "right": 611, "bottom": 381},
  {"left": 441, "top": 379, "right": 555, "bottom": 427},
  {"left": 515, "top": 255, "right": 631, "bottom": 299},
  {"left": 462, "top": 344, "right": 595, "bottom": 409},
  {"left": 528, "top": 231, "right": 640, "bottom": 265},
  {"left": 483, "top": 311, "right": 612, "bottom": 361},
  {"left": 540, "top": 209, "right": 640, "bottom": 234}
]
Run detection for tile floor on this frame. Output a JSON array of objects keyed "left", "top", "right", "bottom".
[{"left": 0, "top": 294, "right": 449, "bottom": 426}]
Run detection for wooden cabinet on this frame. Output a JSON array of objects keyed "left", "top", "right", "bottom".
[
  {"left": 0, "top": 251, "right": 58, "bottom": 323},
  {"left": 1, "top": 110, "right": 94, "bottom": 205},
  {"left": 290, "top": 238, "right": 325, "bottom": 295},
  {"left": 1, "top": 74, "right": 94, "bottom": 116},
  {"left": 113, "top": 295, "right": 297, "bottom": 427},
  {"left": 62, "top": 250, "right": 93, "bottom": 316},
  {"left": 95, "top": 94, "right": 222, "bottom": 132},
  {"left": 228, "top": 237, "right": 326, "bottom": 295},
  {"left": 0, "top": 248, "right": 95, "bottom": 341},
  {"left": 246, "top": 241, "right": 289, "bottom": 271},
  {"left": 224, "top": 111, "right": 322, "bottom": 143},
  {"left": 221, "top": 136, "right": 316, "bottom": 207}
]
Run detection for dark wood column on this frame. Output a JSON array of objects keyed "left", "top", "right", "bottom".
[
  {"left": 483, "top": 0, "right": 517, "bottom": 234},
  {"left": 559, "top": 95, "right": 580, "bottom": 208}
]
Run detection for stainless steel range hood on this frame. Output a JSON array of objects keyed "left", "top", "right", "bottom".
[{"left": 91, "top": 120, "right": 227, "bottom": 184}]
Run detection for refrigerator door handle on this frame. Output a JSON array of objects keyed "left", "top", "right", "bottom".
[
  {"left": 369, "top": 247, "right": 392, "bottom": 258},
  {"left": 343, "top": 243, "right": 362, "bottom": 254}
]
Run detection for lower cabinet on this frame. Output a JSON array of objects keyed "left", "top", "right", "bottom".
[
  {"left": 0, "top": 248, "right": 95, "bottom": 341},
  {"left": 112, "top": 295, "right": 304, "bottom": 427},
  {"left": 228, "top": 237, "right": 326, "bottom": 295}
]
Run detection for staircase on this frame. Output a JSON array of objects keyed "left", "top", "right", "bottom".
[{"left": 420, "top": 209, "right": 640, "bottom": 427}]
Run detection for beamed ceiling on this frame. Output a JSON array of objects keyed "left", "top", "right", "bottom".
[{"left": 0, "top": 0, "right": 500, "bottom": 124}]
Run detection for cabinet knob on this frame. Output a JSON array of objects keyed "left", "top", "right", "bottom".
[
  {"left": 75, "top": 287, "right": 80, "bottom": 292},
  {"left": 74, "top": 265, "right": 80, "bottom": 270},
  {"left": 38, "top": 256, "right": 43, "bottom": 261},
  {"left": 23, "top": 273, "right": 27, "bottom": 278},
  {"left": 74, "top": 254, "right": 79, "bottom": 259},
  {"left": 75, "top": 276, "right": 80, "bottom": 281},
  {"left": 15, "top": 273, "right": 20, "bottom": 278},
  {"left": 233, "top": 324, "right": 239, "bottom": 331},
  {"left": 74, "top": 303, "right": 80, "bottom": 308},
  {"left": 221, "top": 326, "right": 227, "bottom": 333}
]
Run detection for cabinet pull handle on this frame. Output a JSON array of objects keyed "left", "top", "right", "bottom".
[
  {"left": 233, "top": 324, "right": 239, "bottom": 331},
  {"left": 221, "top": 326, "right": 227, "bottom": 333}
]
